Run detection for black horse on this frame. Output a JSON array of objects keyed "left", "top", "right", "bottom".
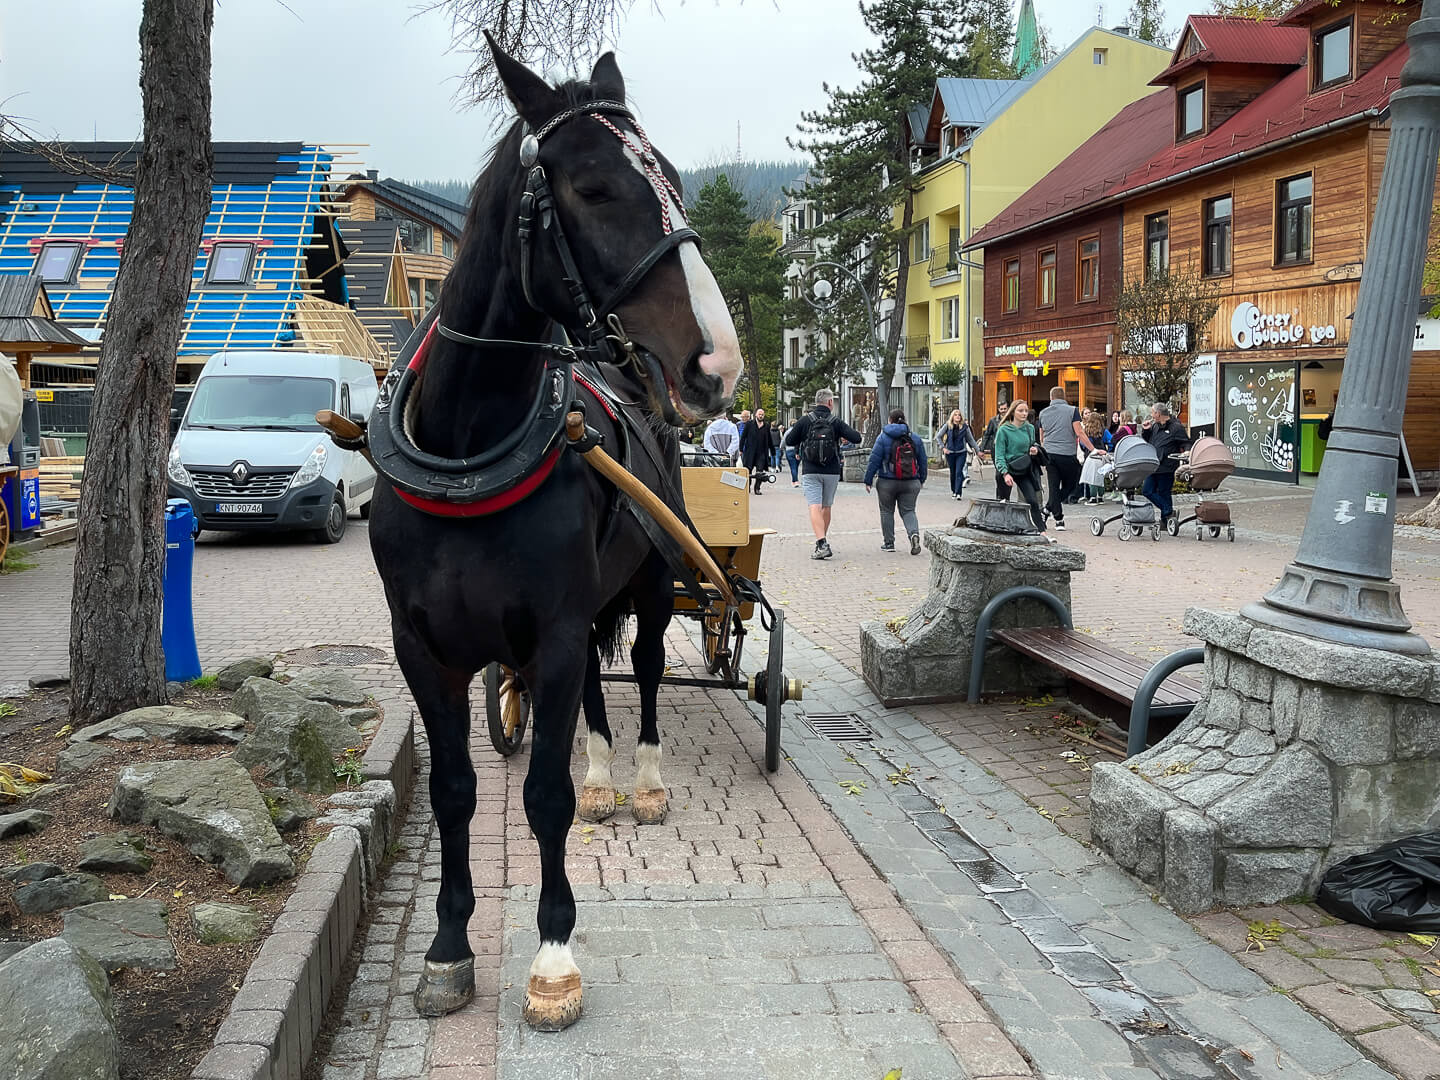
[{"left": 367, "top": 39, "right": 741, "bottom": 1030}]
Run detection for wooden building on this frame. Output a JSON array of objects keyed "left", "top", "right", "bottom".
[
  {"left": 967, "top": 0, "right": 1438, "bottom": 484},
  {"left": 963, "top": 90, "right": 1176, "bottom": 420}
]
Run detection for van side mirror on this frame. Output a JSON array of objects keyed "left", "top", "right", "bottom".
[{"left": 171, "top": 408, "right": 181, "bottom": 421}]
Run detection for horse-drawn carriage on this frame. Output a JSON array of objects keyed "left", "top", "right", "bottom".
[{"left": 483, "top": 456, "right": 801, "bottom": 773}]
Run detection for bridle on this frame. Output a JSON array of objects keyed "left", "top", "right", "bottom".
[
  {"left": 364, "top": 98, "right": 703, "bottom": 515},
  {"left": 436, "top": 100, "right": 700, "bottom": 397}
]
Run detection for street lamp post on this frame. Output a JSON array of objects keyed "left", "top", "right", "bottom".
[
  {"left": 803, "top": 260, "right": 886, "bottom": 427},
  {"left": 1243, "top": 3, "right": 1440, "bottom": 657}
]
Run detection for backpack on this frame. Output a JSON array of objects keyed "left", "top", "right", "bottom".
[
  {"left": 801, "top": 412, "right": 838, "bottom": 466},
  {"left": 892, "top": 433, "right": 920, "bottom": 480}
]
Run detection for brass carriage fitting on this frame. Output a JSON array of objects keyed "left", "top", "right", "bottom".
[
  {"left": 747, "top": 673, "right": 761, "bottom": 702},
  {"left": 785, "top": 677, "right": 804, "bottom": 703}
]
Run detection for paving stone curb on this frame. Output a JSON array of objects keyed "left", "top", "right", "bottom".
[{"left": 191, "top": 683, "right": 416, "bottom": 1080}]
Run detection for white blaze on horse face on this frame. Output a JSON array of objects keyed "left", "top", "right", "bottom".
[
  {"left": 634, "top": 741, "right": 663, "bottom": 792},
  {"left": 616, "top": 142, "right": 742, "bottom": 399},
  {"left": 531, "top": 940, "right": 580, "bottom": 978},
  {"left": 583, "top": 730, "right": 615, "bottom": 792}
]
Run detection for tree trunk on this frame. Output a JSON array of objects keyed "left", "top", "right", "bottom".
[
  {"left": 739, "top": 292, "right": 762, "bottom": 412},
  {"left": 1399, "top": 489, "right": 1440, "bottom": 527},
  {"left": 876, "top": 182, "right": 914, "bottom": 444},
  {"left": 68, "top": 0, "right": 214, "bottom": 723}
]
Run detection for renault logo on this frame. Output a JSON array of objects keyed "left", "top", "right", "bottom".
[{"left": 230, "top": 461, "right": 250, "bottom": 484}]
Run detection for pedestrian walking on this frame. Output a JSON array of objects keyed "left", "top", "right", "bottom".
[
  {"left": 739, "top": 407, "right": 774, "bottom": 495},
  {"left": 785, "top": 388, "right": 864, "bottom": 560},
  {"left": 864, "top": 408, "right": 929, "bottom": 554},
  {"left": 1141, "top": 402, "right": 1190, "bottom": 526},
  {"left": 702, "top": 411, "right": 739, "bottom": 459},
  {"left": 937, "top": 409, "right": 980, "bottom": 500},
  {"left": 1037, "top": 387, "right": 1095, "bottom": 531},
  {"left": 981, "top": 402, "right": 1009, "bottom": 498},
  {"left": 769, "top": 419, "right": 783, "bottom": 471},
  {"left": 1078, "top": 409, "right": 1107, "bottom": 502},
  {"left": 994, "top": 400, "right": 1050, "bottom": 539}
]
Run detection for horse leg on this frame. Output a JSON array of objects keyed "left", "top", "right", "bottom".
[
  {"left": 576, "top": 637, "right": 618, "bottom": 822},
  {"left": 394, "top": 632, "right": 478, "bottom": 1017},
  {"left": 520, "top": 642, "right": 587, "bottom": 1031},
  {"left": 630, "top": 574, "right": 673, "bottom": 826}
]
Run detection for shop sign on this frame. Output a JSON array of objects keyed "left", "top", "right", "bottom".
[
  {"left": 1413, "top": 316, "right": 1440, "bottom": 351},
  {"left": 1230, "top": 302, "right": 1336, "bottom": 349},
  {"left": 1127, "top": 323, "right": 1192, "bottom": 355},
  {"left": 1189, "top": 354, "right": 1217, "bottom": 428},
  {"left": 993, "top": 337, "right": 1071, "bottom": 359},
  {"left": 1223, "top": 361, "right": 1296, "bottom": 476},
  {"left": 908, "top": 371, "right": 934, "bottom": 386},
  {"left": 1010, "top": 358, "right": 1049, "bottom": 376}
]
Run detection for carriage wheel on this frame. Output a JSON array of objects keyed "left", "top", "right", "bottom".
[
  {"left": 1089, "top": 517, "right": 1103, "bottom": 536},
  {"left": 765, "top": 609, "right": 785, "bottom": 774},
  {"left": 485, "top": 663, "right": 530, "bottom": 757},
  {"left": 702, "top": 608, "right": 731, "bottom": 675},
  {"left": 0, "top": 498, "right": 8, "bottom": 570}
]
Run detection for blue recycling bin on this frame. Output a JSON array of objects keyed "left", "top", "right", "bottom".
[{"left": 162, "top": 498, "right": 202, "bottom": 682}]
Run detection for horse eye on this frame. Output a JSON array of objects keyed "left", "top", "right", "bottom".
[{"left": 572, "top": 184, "right": 613, "bottom": 203}]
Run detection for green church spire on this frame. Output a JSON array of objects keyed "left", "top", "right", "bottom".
[{"left": 1012, "top": 0, "right": 1042, "bottom": 77}]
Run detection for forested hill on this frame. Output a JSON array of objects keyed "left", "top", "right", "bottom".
[{"left": 405, "top": 158, "right": 806, "bottom": 224}]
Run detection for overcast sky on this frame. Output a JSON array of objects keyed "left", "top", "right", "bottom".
[{"left": 0, "top": 0, "right": 1194, "bottom": 181}]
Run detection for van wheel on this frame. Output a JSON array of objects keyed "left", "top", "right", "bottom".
[
  {"left": 315, "top": 494, "right": 346, "bottom": 544},
  {"left": 359, "top": 496, "right": 372, "bottom": 520}
]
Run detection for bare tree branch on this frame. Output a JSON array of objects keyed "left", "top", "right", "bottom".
[{"left": 0, "top": 108, "right": 138, "bottom": 186}]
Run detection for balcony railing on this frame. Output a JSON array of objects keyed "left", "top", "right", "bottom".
[
  {"left": 783, "top": 231, "right": 816, "bottom": 254},
  {"left": 928, "top": 244, "right": 961, "bottom": 278},
  {"left": 901, "top": 334, "right": 930, "bottom": 362}
]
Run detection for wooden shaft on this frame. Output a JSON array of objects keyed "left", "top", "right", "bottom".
[
  {"left": 566, "top": 412, "right": 737, "bottom": 606},
  {"left": 315, "top": 410, "right": 378, "bottom": 470}
]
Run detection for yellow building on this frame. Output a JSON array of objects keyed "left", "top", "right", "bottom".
[{"left": 896, "top": 27, "right": 1170, "bottom": 438}]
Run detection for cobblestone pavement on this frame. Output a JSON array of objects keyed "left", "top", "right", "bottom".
[{"left": 6, "top": 478, "right": 1440, "bottom": 1078}]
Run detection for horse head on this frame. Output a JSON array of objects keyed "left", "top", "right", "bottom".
[{"left": 485, "top": 36, "right": 742, "bottom": 423}]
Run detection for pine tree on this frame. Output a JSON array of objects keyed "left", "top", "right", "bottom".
[
  {"left": 969, "top": 0, "right": 1018, "bottom": 79},
  {"left": 1207, "top": 0, "right": 1295, "bottom": 14},
  {"left": 791, "top": 0, "right": 975, "bottom": 436},
  {"left": 688, "top": 174, "right": 786, "bottom": 411},
  {"left": 1127, "top": 0, "right": 1173, "bottom": 46}
]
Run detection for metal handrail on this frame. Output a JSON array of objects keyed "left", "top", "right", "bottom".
[
  {"left": 967, "top": 586, "right": 1073, "bottom": 703},
  {"left": 1127, "top": 648, "right": 1205, "bottom": 758},
  {"left": 928, "top": 244, "right": 961, "bottom": 277},
  {"left": 902, "top": 334, "right": 930, "bottom": 361}
]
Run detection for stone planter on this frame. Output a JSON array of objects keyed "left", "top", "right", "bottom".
[
  {"left": 841, "top": 447, "right": 869, "bottom": 483},
  {"left": 1089, "top": 607, "right": 1440, "bottom": 913},
  {"left": 860, "top": 525, "right": 1085, "bottom": 707}
]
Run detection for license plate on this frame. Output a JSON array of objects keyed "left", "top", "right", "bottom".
[{"left": 215, "top": 502, "right": 264, "bottom": 514}]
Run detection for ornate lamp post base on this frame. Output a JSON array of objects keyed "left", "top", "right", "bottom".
[{"left": 1242, "top": 565, "right": 1431, "bottom": 657}]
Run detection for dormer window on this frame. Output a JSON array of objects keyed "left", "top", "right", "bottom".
[
  {"left": 205, "top": 241, "right": 256, "bottom": 285},
  {"left": 945, "top": 126, "right": 962, "bottom": 153},
  {"left": 1178, "top": 83, "right": 1205, "bottom": 139},
  {"left": 1313, "top": 18, "right": 1353, "bottom": 89}
]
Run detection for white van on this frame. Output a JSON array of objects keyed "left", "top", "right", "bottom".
[{"left": 167, "top": 351, "right": 379, "bottom": 542}]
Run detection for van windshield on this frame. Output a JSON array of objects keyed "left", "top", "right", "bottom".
[{"left": 184, "top": 376, "right": 334, "bottom": 431}]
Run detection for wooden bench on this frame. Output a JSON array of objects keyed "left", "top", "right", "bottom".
[{"left": 968, "top": 586, "right": 1205, "bottom": 757}]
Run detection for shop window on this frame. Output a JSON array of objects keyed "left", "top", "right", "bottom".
[
  {"left": 996, "top": 380, "right": 1014, "bottom": 411},
  {"left": 1275, "top": 173, "right": 1313, "bottom": 265},
  {"left": 442, "top": 235, "right": 456, "bottom": 260},
  {"left": 408, "top": 277, "right": 422, "bottom": 312},
  {"left": 1077, "top": 236, "right": 1100, "bottom": 301},
  {"left": 1178, "top": 83, "right": 1205, "bottom": 139},
  {"left": 1223, "top": 361, "right": 1297, "bottom": 478},
  {"left": 1203, "top": 195, "right": 1232, "bottom": 277},
  {"left": 377, "top": 204, "right": 432, "bottom": 254},
  {"left": 424, "top": 280, "right": 439, "bottom": 308},
  {"left": 1003, "top": 258, "right": 1020, "bottom": 313},
  {"left": 1145, "top": 212, "right": 1170, "bottom": 279},
  {"left": 939, "top": 296, "right": 960, "bottom": 341},
  {"left": 1037, "top": 248, "right": 1056, "bottom": 308},
  {"left": 34, "top": 241, "right": 83, "bottom": 283},
  {"left": 1314, "top": 18, "right": 1352, "bottom": 90},
  {"left": 205, "top": 241, "right": 256, "bottom": 285}
]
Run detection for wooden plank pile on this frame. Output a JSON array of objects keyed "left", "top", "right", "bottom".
[{"left": 39, "top": 455, "right": 84, "bottom": 501}]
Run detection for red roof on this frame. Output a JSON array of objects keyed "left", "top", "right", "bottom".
[
  {"left": 1109, "top": 43, "right": 1403, "bottom": 202},
  {"left": 964, "top": 90, "right": 1174, "bottom": 249},
  {"left": 1152, "top": 16, "right": 1308, "bottom": 85},
  {"left": 966, "top": 41, "right": 1405, "bottom": 250}
]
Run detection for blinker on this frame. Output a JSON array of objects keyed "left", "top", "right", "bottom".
[{"left": 520, "top": 134, "right": 540, "bottom": 167}]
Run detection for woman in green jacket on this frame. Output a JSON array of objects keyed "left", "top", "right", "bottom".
[{"left": 994, "top": 400, "right": 1050, "bottom": 538}]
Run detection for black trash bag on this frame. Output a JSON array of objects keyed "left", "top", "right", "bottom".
[{"left": 1316, "top": 832, "right": 1440, "bottom": 932}]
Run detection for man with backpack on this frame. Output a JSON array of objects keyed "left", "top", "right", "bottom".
[
  {"left": 864, "top": 408, "right": 929, "bottom": 554},
  {"left": 785, "top": 388, "right": 864, "bottom": 560}
]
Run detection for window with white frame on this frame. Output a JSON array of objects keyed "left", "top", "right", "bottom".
[
  {"left": 939, "top": 296, "right": 960, "bottom": 341},
  {"left": 911, "top": 221, "right": 930, "bottom": 262}
]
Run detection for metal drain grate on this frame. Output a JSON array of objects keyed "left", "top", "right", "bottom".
[
  {"left": 277, "top": 644, "right": 388, "bottom": 667},
  {"left": 801, "top": 711, "right": 873, "bottom": 741}
]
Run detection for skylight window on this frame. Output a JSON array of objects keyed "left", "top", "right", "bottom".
[
  {"left": 206, "top": 242, "right": 256, "bottom": 285},
  {"left": 35, "top": 241, "right": 83, "bottom": 283}
]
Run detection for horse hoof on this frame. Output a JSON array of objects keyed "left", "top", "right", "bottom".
[
  {"left": 413, "top": 957, "right": 475, "bottom": 1017},
  {"left": 632, "top": 787, "right": 669, "bottom": 825},
  {"left": 577, "top": 786, "right": 616, "bottom": 822},
  {"left": 523, "top": 972, "right": 583, "bottom": 1031}
]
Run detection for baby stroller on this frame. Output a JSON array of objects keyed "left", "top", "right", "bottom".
[
  {"left": 1089, "top": 435, "right": 1162, "bottom": 541},
  {"left": 1167, "top": 436, "right": 1236, "bottom": 541}
]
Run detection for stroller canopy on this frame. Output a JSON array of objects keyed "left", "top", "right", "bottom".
[
  {"left": 1110, "top": 434, "right": 1159, "bottom": 489},
  {"left": 1180, "top": 436, "right": 1236, "bottom": 489}
]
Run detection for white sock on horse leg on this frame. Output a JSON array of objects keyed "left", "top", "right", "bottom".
[
  {"left": 530, "top": 940, "right": 579, "bottom": 978},
  {"left": 583, "top": 730, "right": 615, "bottom": 791},
  {"left": 635, "top": 741, "right": 663, "bottom": 791}
]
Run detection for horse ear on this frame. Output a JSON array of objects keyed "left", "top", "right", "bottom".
[
  {"left": 484, "top": 30, "right": 563, "bottom": 128},
  {"left": 589, "top": 51, "right": 625, "bottom": 102}
]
